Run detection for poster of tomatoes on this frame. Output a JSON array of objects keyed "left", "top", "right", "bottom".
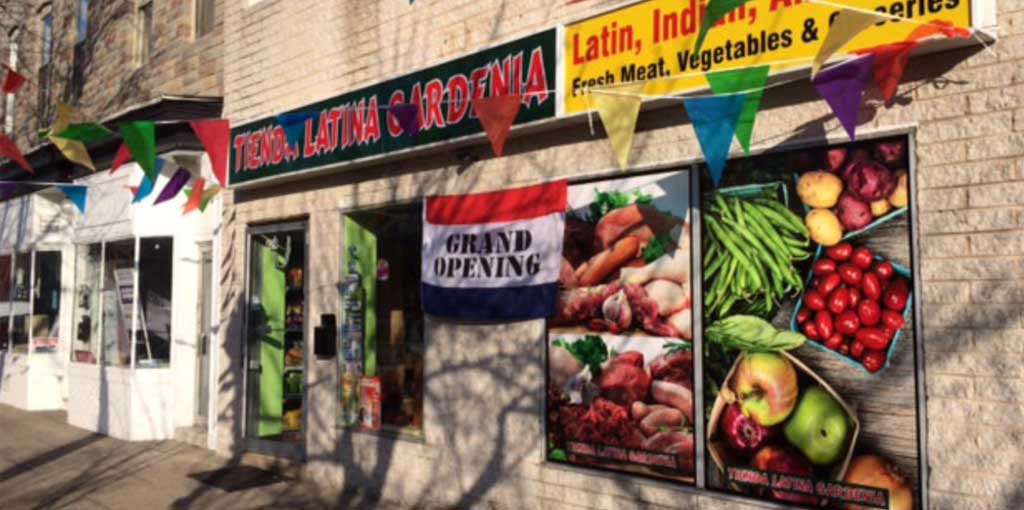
[
  {"left": 546, "top": 170, "right": 696, "bottom": 483},
  {"left": 701, "top": 135, "right": 920, "bottom": 510}
]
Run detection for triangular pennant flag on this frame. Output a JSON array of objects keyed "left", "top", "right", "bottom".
[
  {"left": 53, "top": 100, "right": 74, "bottom": 136},
  {"left": 813, "top": 55, "right": 875, "bottom": 140},
  {"left": 695, "top": 0, "right": 754, "bottom": 55},
  {"left": 49, "top": 135, "right": 96, "bottom": 171},
  {"left": 55, "top": 185, "right": 87, "bottom": 213},
  {"left": 592, "top": 83, "right": 646, "bottom": 170},
  {"left": 706, "top": 65, "right": 770, "bottom": 153},
  {"left": 907, "top": 20, "right": 971, "bottom": 41},
  {"left": 855, "top": 41, "right": 918, "bottom": 105},
  {"left": 388, "top": 103, "right": 420, "bottom": 138},
  {"left": 53, "top": 122, "right": 115, "bottom": 144},
  {"left": 812, "top": 9, "right": 887, "bottom": 78},
  {"left": 132, "top": 158, "right": 166, "bottom": 203},
  {"left": 110, "top": 143, "right": 132, "bottom": 174},
  {"left": 0, "top": 133, "right": 33, "bottom": 174},
  {"left": 154, "top": 168, "right": 191, "bottom": 205},
  {"left": 200, "top": 185, "right": 221, "bottom": 212},
  {"left": 183, "top": 177, "right": 206, "bottom": 214},
  {"left": 277, "top": 111, "right": 318, "bottom": 149},
  {"left": 0, "top": 182, "right": 19, "bottom": 200},
  {"left": 189, "top": 119, "right": 230, "bottom": 188},
  {"left": 1, "top": 65, "right": 26, "bottom": 94},
  {"left": 683, "top": 93, "right": 747, "bottom": 187},
  {"left": 119, "top": 121, "right": 157, "bottom": 181},
  {"left": 472, "top": 94, "right": 522, "bottom": 157}
]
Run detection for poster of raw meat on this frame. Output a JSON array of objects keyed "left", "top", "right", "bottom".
[
  {"left": 701, "top": 135, "right": 921, "bottom": 510},
  {"left": 546, "top": 170, "right": 695, "bottom": 483}
]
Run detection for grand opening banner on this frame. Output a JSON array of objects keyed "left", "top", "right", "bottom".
[{"left": 562, "top": 0, "right": 972, "bottom": 114}]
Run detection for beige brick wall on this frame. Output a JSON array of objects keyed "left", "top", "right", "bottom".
[{"left": 217, "top": 1, "right": 1024, "bottom": 509}]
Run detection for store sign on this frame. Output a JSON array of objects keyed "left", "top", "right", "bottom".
[
  {"left": 562, "top": 0, "right": 972, "bottom": 114},
  {"left": 422, "top": 180, "right": 567, "bottom": 321},
  {"left": 230, "top": 29, "right": 557, "bottom": 185}
]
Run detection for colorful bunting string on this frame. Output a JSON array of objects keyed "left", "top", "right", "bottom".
[
  {"left": 592, "top": 83, "right": 646, "bottom": 170},
  {"left": 706, "top": 66, "right": 770, "bottom": 153},
  {"left": 183, "top": 177, "right": 206, "bottom": 215},
  {"left": 132, "top": 158, "right": 165, "bottom": 204},
  {"left": 683, "top": 93, "right": 747, "bottom": 187},
  {"left": 53, "top": 123, "right": 114, "bottom": 144},
  {"left": 854, "top": 41, "right": 918, "bottom": 105},
  {"left": 473, "top": 95, "right": 522, "bottom": 157},
  {"left": 695, "top": 0, "right": 754, "bottom": 56},
  {"left": 388, "top": 103, "right": 420, "bottom": 138},
  {"left": 277, "top": 111, "right": 319, "bottom": 148},
  {"left": 49, "top": 135, "right": 96, "bottom": 171},
  {"left": 813, "top": 54, "right": 875, "bottom": 140}
]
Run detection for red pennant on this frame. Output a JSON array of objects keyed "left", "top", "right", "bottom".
[
  {"left": 183, "top": 177, "right": 206, "bottom": 215},
  {"left": 110, "top": 142, "right": 132, "bottom": 174},
  {"left": 855, "top": 41, "right": 918, "bottom": 104},
  {"left": 908, "top": 20, "right": 971, "bottom": 41},
  {"left": 189, "top": 119, "right": 230, "bottom": 188},
  {"left": 128, "top": 185, "right": 139, "bottom": 196},
  {"left": 0, "top": 133, "right": 33, "bottom": 174},
  {"left": 1, "top": 65, "right": 26, "bottom": 94},
  {"left": 472, "top": 95, "right": 522, "bottom": 157}
]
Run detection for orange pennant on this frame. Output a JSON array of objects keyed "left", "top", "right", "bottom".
[
  {"left": 907, "top": 20, "right": 971, "bottom": 41},
  {"left": 855, "top": 41, "right": 919, "bottom": 104},
  {"left": 473, "top": 94, "right": 522, "bottom": 157},
  {"left": 183, "top": 177, "right": 206, "bottom": 214},
  {"left": 0, "top": 133, "right": 33, "bottom": 174}
]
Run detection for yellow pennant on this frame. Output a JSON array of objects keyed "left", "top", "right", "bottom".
[
  {"left": 812, "top": 10, "right": 887, "bottom": 79},
  {"left": 592, "top": 83, "right": 646, "bottom": 170},
  {"left": 52, "top": 100, "right": 75, "bottom": 135},
  {"left": 49, "top": 135, "right": 96, "bottom": 171}
]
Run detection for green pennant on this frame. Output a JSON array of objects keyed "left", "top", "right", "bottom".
[
  {"left": 119, "top": 121, "right": 156, "bottom": 180},
  {"left": 53, "top": 123, "right": 115, "bottom": 144},
  {"left": 706, "top": 65, "right": 770, "bottom": 153},
  {"left": 694, "top": 0, "right": 754, "bottom": 56}
]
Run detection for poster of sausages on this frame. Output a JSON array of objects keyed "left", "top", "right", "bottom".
[{"left": 546, "top": 170, "right": 696, "bottom": 483}]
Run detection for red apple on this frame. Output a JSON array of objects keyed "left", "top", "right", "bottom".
[
  {"left": 719, "top": 403, "right": 775, "bottom": 454},
  {"left": 733, "top": 352, "right": 799, "bottom": 427}
]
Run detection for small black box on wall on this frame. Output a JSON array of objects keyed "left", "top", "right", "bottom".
[{"left": 314, "top": 314, "right": 337, "bottom": 359}]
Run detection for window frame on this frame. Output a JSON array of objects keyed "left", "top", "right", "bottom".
[
  {"left": 135, "top": 0, "right": 154, "bottom": 67},
  {"left": 77, "top": 0, "right": 90, "bottom": 43},
  {"left": 194, "top": 0, "right": 215, "bottom": 39}
]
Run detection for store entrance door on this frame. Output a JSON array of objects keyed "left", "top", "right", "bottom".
[
  {"left": 244, "top": 223, "right": 307, "bottom": 459},
  {"left": 195, "top": 243, "right": 213, "bottom": 426}
]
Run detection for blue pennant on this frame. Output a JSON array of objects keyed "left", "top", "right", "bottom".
[
  {"left": 56, "top": 185, "right": 87, "bottom": 213},
  {"left": 682, "top": 93, "right": 747, "bottom": 187},
  {"left": 133, "top": 158, "right": 166, "bottom": 204},
  {"left": 276, "top": 111, "right": 319, "bottom": 150}
]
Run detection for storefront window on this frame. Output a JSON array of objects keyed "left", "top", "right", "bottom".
[
  {"left": 102, "top": 239, "right": 134, "bottom": 367},
  {"left": 340, "top": 205, "right": 424, "bottom": 436},
  {"left": 71, "top": 244, "right": 101, "bottom": 363},
  {"left": 10, "top": 252, "right": 31, "bottom": 353},
  {"left": 31, "top": 251, "right": 60, "bottom": 353},
  {"left": 0, "top": 254, "right": 10, "bottom": 351},
  {"left": 135, "top": 237, "right": 172, "bottom": 367}
]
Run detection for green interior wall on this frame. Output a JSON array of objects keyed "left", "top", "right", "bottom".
[
  {"left": 344, "top": 216, "right": 378, "bottom": 377},
  {"left": 258, "top": 244, "right": 286, "bottom": 437}
]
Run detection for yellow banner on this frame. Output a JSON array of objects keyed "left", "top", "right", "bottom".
[{"left": 562, "top": 0, "right": 971, "bottom": 114}]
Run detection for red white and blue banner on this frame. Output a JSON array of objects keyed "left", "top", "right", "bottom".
[{"left": 422, "top": 180, "right": 567, "bottom": 320}]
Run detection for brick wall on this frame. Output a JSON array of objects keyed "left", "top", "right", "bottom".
[
  {"left": 217, "top": 1, "right": 1024, "bottom": 509},
  {"left": 0, "top": 0, "right": 225, "bottom": 148}
]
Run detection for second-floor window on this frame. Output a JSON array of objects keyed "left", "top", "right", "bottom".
[
  {"left": 42, "top": 14, "right": 53, "bottom": 66},
  {"left": 195, "top": 0, "right": 215, "bottom": 38},
  {"left": 78, "top": 0, "right": 90, "bottom": 43},
  {"left": 4, "top": 28, "right": 18, "bottom": 134},
  {"left": 136, "top": 1, "right": 154, "bottom": 66}
]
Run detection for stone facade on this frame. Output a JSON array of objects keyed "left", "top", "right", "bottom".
[
  {"left": 217, "top": 1, "right": 1023, "bottom": 509},
  {"left": 0, "top": 0, "right": 224, "bottom": 148}
]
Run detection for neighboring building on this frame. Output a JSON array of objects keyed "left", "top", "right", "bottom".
[
  {"left": 215, "top": 2, "right": 1023, "bottom": 510},
  {"left": 0, "top": 0, "right": 225, "bottom": 449}
]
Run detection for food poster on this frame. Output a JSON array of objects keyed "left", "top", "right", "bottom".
[
  {"left": 701, "top": 136, "right": 919, "bottom": 510},
  {"left": 547, "top": 170, "right": 696, "bottom": 483}
]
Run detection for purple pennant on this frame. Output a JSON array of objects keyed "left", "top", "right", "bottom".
[
  {"left": 0, "top": 182, "right": 18, "bottom": 200},
  {"left": 389, "top": 103, "right": 420, "bottom": 138},
  {"left": 154, "top": 168, "right": 191, "bottom": 205},
  {"left": 813, "top": 54, "right": 875, "bottom": 141}
]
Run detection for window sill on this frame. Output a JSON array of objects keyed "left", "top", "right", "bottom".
[{"left": 337, "top": 422, "right": 425, "bottom": 444}]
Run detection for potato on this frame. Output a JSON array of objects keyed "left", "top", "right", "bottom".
[
  {"left": 870, "top": 199, "right": 892, "bottom": 217},
  {"left": 797, "top": 171, "right": 844, "bottom": 208},
  {"left": 806, "top": 208, "right": 843, "bottom": 246},
  {"left": 888, "top": 171, "right": 908, "bottom": 208}
]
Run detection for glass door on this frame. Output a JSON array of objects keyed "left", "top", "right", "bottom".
[
  {"left": 244, "top": 223, "right": 307, "bottom": 456},
  {"left": 195, "top": 243, "right": 213, "bottom": 424}
]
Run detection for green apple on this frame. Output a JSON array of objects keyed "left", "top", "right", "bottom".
[
  {"left": 733, "top": 352, "right": 799, "bottom": 427},
  {"left": 784, "top": 386, "right": 851, "bottom": 466}
]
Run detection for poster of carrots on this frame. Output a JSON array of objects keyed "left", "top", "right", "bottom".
[{"left": 546, "top": 170, "right": 696, "bottom": 483}]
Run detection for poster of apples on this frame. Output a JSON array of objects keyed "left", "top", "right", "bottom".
[
  {"left": 546, "top": 170, "right": 696, "bottom": 483},
  {"left": 701, "top": 135, "right": 920, "bottom": 510}
]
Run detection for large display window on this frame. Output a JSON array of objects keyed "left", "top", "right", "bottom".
[
  {"left": 0, "top": 251, "right": 63, "bottom": 355},
  {"left": 340, "top": 205, "right": 425, "bottom": 438},
  {"left": 72, "top": 244, "right": 102, "bottom": 363},
  {"left": 10, "top": 252, "right": 31, "bottom": 352}
]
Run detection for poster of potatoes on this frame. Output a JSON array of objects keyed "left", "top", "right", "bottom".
[
  {"left": 701, "top": 135, "right": 920, "bottom": 510},
  {"left": 546, "top": 170, "right": 696, "bottom": 483}
]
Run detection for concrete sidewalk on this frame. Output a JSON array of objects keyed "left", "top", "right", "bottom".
[{"left": 0, "top": 404, "right": 377, "bottom": 509}]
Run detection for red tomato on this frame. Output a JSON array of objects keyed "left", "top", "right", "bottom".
[
  {"left": 850, "top": 340, "right": 866, "bottom": 360},
  {"left": 804, "top": 290, "right": 826, "bottom": 311},
  {"left": 856, "top": 328, "right": 891, "bottom": 351},
  {"left": 861, "top": 272, "right": 882, "bottom": 301},
  {"left": 851, "top": 247, "right": 874, "bottom": 269},
  {"left": 857, "top": 300, "right": 881, "bottom": 326},
  {"left": 827, "top": 288, "right": 850, "bottom": 315},
  {"left": 803, "top": 321, "right": 820, "bottom": 340},
  {"left": 819, "top": 273, "right": 842, "bottom": 296},
  {"left": 816, "top": 310, "right": 835, "bottom": 339},
  {"left": 883, "top": 277, "right": 910, "bottom": 311},
  {"left": 874, "top": 261, "right": 895, "bottom": 280},
  {"left": 813, "top": 259, "right": 838, "bottom": 276},
  {"left": 882, "top": 310, "right": 905, "bottom": 330},
  {"left": 824, "top": 333, "right": 844, "bottom": 351},
  {"left": 796, "top": 308, "right": 812, "bottom": 325},
  {"left": 862, "top": 349, "right": 886, "bottom": 373},
  {"left": 826, "top": 242, "right": 853, "bottom": 261},
  {"left": 839, "top": 263, "right": 863, "bottom": 286},
  {"left": 838, "top": 341, "right": 851, "bottom": 356},
  {"left": 836, "top": 310, "right": 860, "bottom": 335},
  {"left": 847, "top": 287, "right": 862, "bottom": 308}
]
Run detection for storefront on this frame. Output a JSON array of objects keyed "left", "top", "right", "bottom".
[
  {"left": 0, "top": 190, "right": 75, "bottom": 411},
  {"left": 217, "top": 0, "right": 1009, "bottom": 508}
]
